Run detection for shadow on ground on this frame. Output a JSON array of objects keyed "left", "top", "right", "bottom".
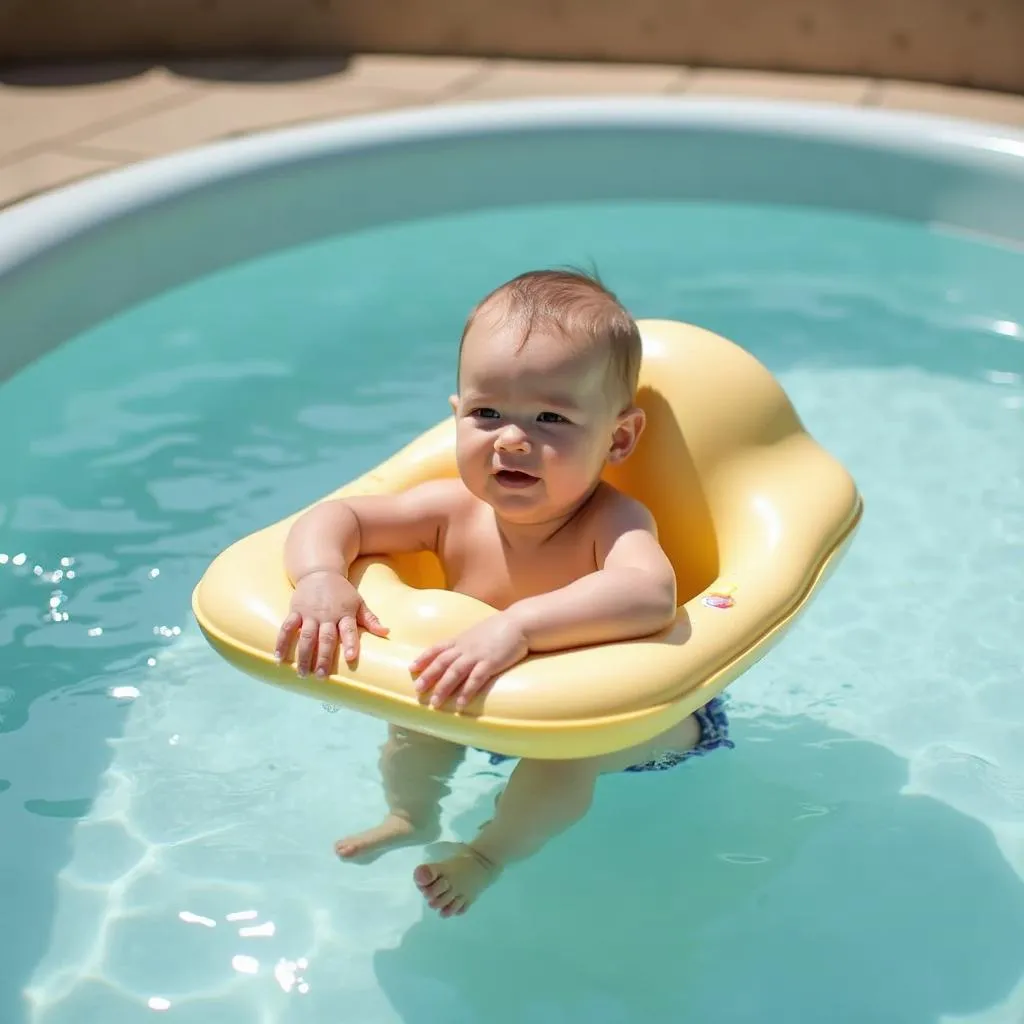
[{"left": 0, "top": 58, "right": 349, "bottom": 87}]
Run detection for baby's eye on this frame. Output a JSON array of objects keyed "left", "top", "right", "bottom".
[
  {"left": 537, "top": 411, "right": 569, "bottom": 424},
  {"left": 471, "top": 407, "right": 500, "bottom": 420}
]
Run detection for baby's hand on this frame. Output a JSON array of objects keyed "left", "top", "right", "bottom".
[
  {"left": 411, "top": 614, "right": 529, "bottom": 711},
  {"left": 275, "top": 570, "right": 388, "bottom": 677}
]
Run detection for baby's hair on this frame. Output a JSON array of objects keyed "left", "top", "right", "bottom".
[{"left": 459, "top": 268, "right": 642, "bottom": 407}]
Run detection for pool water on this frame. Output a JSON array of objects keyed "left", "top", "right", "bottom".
[{"left": 2, "top": 199, "right": 1023, "bottom": 1024}]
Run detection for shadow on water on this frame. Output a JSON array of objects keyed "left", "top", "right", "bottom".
[{"left": 374, "top": 718, "right": 1024, "bottom": 1024}]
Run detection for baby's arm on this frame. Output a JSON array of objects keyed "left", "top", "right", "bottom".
[
  {"left": 507, "top": 498, "right": 677, "bottom": 652},
  {"left": 284, "top": 483, "right": 450, "bottom": 583},
  {"left": 413, "top": 497, "right": 676, "bottom": 709},
  {"left": 276, "top": 481, "right": 453, "bottom": 674}
]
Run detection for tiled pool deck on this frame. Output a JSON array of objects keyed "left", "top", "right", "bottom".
[{"left": 3, "top": 56, "right": 1024, "bottom": 208}]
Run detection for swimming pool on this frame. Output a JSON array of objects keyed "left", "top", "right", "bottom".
[{"left": 1, "top": 100, "right": 1023, "bottom": 1024}]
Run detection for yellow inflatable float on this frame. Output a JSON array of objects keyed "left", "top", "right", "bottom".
[{"left": 193, "top": 320, "right": 862, "bottom": 759}]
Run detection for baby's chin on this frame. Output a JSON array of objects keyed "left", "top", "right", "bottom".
[{"left": 486, "top": 488, "right": 600, "bottom": 528}]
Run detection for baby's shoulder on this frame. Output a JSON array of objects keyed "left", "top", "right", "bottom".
[
  {"left": 583, "top": 486, "right": 667, "bottom": 570},
  {"left": 400, "top": 476, "right": 477, "bottom": 519},
  {"left": 585, "top": 483, "right": 658, "bottom": 539}
]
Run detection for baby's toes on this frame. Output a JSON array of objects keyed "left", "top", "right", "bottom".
[
  {"left": 415, "top": 863, "right": 454, "bottom": 907},
  {"left": 441, "top": 897, "right": 466, "bottom": 918},
  {"left": 428, "top": 879, "right": 454, "bottom": 909},
  {"left": 413, "top": 863, "right": 439, "bottom": 892}
]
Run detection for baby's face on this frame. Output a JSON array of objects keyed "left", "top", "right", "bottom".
[{"left": 451, "top": 317, "right": 637, "bottom": 525}]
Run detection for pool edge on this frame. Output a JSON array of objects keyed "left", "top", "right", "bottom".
[{"left": 2, "top": 97, "right": 1024, "bottom": 272}]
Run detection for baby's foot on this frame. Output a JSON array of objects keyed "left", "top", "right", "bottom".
[
  {"left": 335, "top": 814, "right": 438, "bottom": 862},
  {"left": 414, "top": 843, "right": 501, "bottom": 917}
]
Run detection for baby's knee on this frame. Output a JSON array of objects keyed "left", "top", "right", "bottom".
[
  {"left": 520, "top": 758, "right": 599, "bottom": 807},
  {"left": 385, "top": 725, "right": 459, "bottom": 754}
]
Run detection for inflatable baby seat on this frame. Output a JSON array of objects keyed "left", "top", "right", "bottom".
[{"left": 193, "top": 320, "right": 862, "bottom": 758}]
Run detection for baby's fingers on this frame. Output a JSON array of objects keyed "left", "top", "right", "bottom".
[
  {"left": 339, "top": 616, "right": 360, "bottom": 662},
  {"left": 413, "top": 645, "right": 459, "bottom": 697},
  {"left": 454, "top": 662, "right": 494, "bottom": 711},
  {"left": 357, "top": 603, "right": 390, "bottom": 638},
  {"left": 410, "top": 642, "right": 452, "bottom": 676},
  {"left": 314, "top": 621, "right": 339, "bottom": 678},
  {"left": 426, "top": 657, "right": 472, "bottom": 709},
  {"left": 274, "top": 611, "right": 302, "bottom": 662},
  {"left": 295, "top": 617, "right": 320, "bottom": 676}
]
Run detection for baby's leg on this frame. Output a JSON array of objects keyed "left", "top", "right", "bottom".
[
  {"left": 414, "top": 714, "right": 701, "bottom": 916},
  {"left": 336, "top": 724, "right": 464, "bottom": 861},
  {"left": 414, "top": 756, "right": 601, "bottom": 916}
]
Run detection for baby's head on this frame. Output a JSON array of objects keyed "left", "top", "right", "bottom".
[{"left": 451, "top": 269, "right": 646, "bottom": 523}]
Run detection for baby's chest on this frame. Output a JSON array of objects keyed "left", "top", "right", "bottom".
[{"left": 441, "top": 534, "right": 597, "bottom": 610}]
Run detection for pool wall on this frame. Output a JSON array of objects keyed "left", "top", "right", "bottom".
[
  {"left": 2, "top": 99, "right": 1024, "bottom": 382},
  {"left": 1, "top": 1, "right": 1022, "bottom": 93}
]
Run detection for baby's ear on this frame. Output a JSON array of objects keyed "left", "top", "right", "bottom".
[
  {"left": 448, "top": 394, "right": 459, "bottom": 416},
  {"left": 607, "top": 406, "right": 646, "bottom": 463}
]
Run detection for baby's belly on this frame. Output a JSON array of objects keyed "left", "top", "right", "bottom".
[
  {"left": 444, "top": 570, "right": 591, "bottom": 612},
  {"left": 448, "top": 581, "right": 512, "bottom": 612}
]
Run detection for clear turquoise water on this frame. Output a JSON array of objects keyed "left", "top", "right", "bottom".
[{"left": 2, "top": 200, "right": 1023, "bottom": 1024}]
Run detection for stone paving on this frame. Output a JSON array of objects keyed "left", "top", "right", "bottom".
[{"left": 2, "top": 56, "right": 1024, "bottom": 208}]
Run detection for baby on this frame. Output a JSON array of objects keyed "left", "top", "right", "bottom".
[{"left": 274, "top": 270, "right": 732, "bottom": 917}]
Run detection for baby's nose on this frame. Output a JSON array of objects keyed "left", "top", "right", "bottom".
[{"left": 495, "top": 425, "right": 531, "bottom": 452}]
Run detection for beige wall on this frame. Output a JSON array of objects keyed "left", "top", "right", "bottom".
[{"left": 2, "top": 0, "right": 1022, "bottom": 94}]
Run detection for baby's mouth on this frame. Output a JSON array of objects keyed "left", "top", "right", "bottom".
[{"left": 494, "top": 469, "right": 539, "bottom": 489}]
